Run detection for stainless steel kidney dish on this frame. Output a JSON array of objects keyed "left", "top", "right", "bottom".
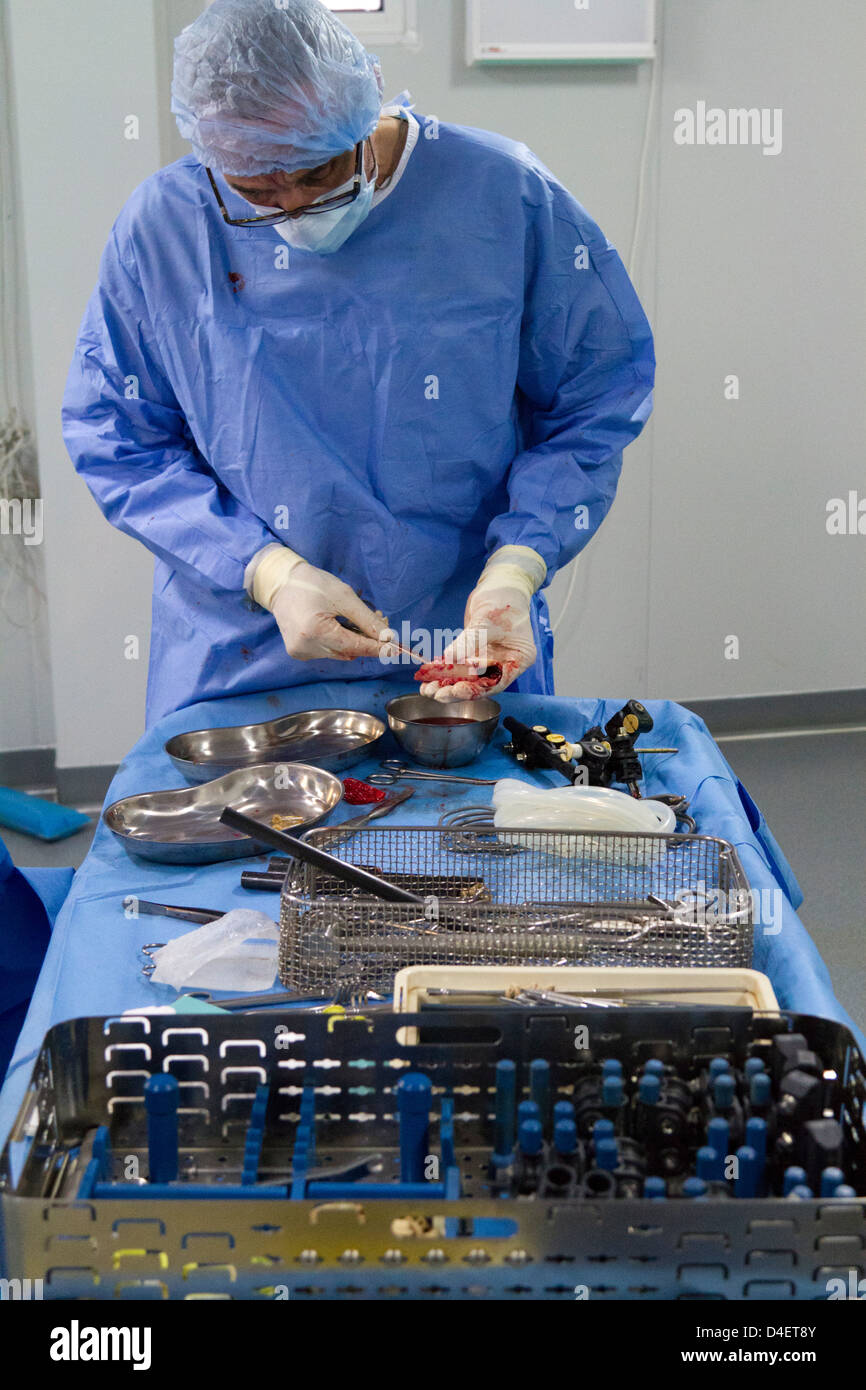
[
  {"left": 164, "top": 708, "right": 385, "bottom": 783},
  {"left": 104, "top": 764, "right": 342, "bottom": 864}
]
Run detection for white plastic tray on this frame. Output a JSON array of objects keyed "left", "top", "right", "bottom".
[{"left": 393, "top": 965, "right": 780, "bottom": 1013}]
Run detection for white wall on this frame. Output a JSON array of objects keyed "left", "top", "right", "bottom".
[
  {"left": 646, "top": 0, "right": 866, "bottom": 700},
  {"left": 5, "top": 0, "right": 155, "bottom": 767},
  {"left": 0, "top": 0, "right": 53, "bottom": 754},
  {"left": 4, "top": 0, "right": 864, "bottom": 769},
  {"left": 0, "top": 591, "right": 55, "bottom": 753}
]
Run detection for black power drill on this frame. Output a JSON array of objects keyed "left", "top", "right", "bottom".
[{"left": 502, "top": 701, "right": 693, "bottom": 828}]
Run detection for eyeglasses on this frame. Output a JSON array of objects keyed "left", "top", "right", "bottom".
[{"left": 206, "top": 142, "right": 365, "bottom": 227}]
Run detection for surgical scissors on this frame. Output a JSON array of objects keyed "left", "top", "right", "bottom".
[{"left": 367, "top": 760, "right": 499, "bottom": 787}]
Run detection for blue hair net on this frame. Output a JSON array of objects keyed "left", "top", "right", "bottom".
[{"left": 171, "top": 0, "right": 385, "bottom": 176}]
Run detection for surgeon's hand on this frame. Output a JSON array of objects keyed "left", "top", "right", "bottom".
[
  {"left": 247, "top": 545, "right": 386, "bottom": 662},
  {"left": 416, "top": 546, "right": 547, "bottom": 702}
]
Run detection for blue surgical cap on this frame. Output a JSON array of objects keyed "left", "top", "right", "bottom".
[{"left": 171, "top": 0, "right": 385, "bottom": 176}]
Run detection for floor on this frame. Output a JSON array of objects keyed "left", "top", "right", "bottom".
[
  {"left": 717, "top": 729, "right": 866, "bottom": 1033},
  {"left": 4, "top": 730, "right": 864, "bottom": 1031}
]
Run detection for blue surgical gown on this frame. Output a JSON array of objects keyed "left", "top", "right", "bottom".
[{"left": 62, "top": 115, "right": 655, "bottom": 725}]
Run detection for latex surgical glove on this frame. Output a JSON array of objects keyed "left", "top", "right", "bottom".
[
  {"left": 246, "top": 544, "right": 387, "bottom": 662},
  {"left": 417, "top": 545, "right": 547, "bottom": 701}
]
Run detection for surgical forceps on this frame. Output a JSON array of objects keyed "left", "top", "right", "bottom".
[{"left": 367, "top": 760, "right": 498, "bottom": 787}]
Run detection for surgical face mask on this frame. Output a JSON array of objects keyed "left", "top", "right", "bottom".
[{"left": 269, "top": 152, "right": 378, "bottom": 255}]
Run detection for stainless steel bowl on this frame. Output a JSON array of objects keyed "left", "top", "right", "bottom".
[
  {"left": 385, "top": 695, "right": 501, "bottom": 768},
  {"left": 104, "top": 763, "right": 342, "bottom": 864},
  {"left": 164, "top": 708, "right": 385, "bottom": 783}
]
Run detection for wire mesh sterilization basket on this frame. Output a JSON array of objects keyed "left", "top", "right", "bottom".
[{"left": 277, "top": 827, "right": 753, "bottom": 994}]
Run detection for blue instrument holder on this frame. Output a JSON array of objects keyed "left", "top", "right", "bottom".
[{"left": 3, "top": 1003, "right": 865, "bottom": 1301}]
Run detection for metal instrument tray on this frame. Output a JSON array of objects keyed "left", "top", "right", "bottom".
[
  {"left": 165, "top": 708, "right": 385, "bottom": 782},
  {"left": 104, "top": 763, "right": 342, "bottom": 864},
  {"left": 2, "top": 1006, "right": 863, "bottom": 1300}
]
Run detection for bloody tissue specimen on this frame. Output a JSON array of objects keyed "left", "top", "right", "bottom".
[
  {"left": 342, "top": 777, "right": 387, "bottom": 804},
  {"left": 414, "top": 662, "right": 503, "bottom": 694}
]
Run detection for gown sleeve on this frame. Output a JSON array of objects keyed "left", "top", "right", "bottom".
[
  {"left": 62, "top": 227, "right": 275, "bottom": 592},
  {"left": 484, "top": 176, "right": 655, "bottom": 577}
]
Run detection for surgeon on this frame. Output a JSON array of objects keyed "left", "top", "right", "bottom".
[{"left": 63, "top": 0, "right": 654, "bottom": 724}]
